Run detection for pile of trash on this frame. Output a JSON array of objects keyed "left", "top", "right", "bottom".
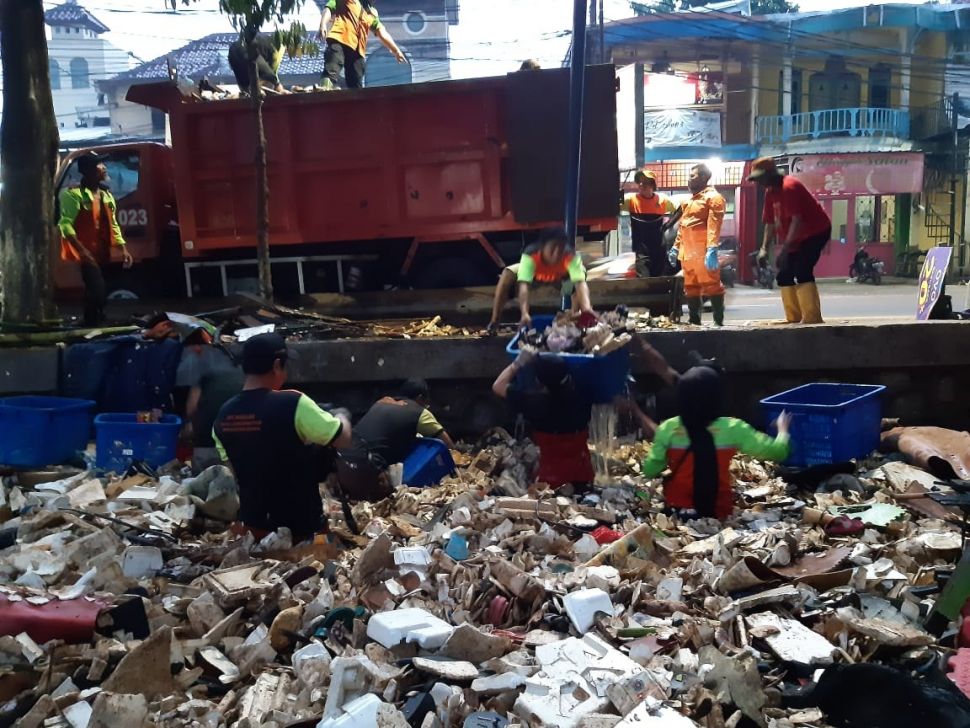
[
  {"left": 3, "top": 427, "right": 970, "bottom": 727},
  {"left": 519, "top": 308, "right": 635, "bottom": 357}
]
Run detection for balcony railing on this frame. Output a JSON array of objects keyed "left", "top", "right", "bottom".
[{"left": 756, "top": 107, "right": 910, "bottom": 145}]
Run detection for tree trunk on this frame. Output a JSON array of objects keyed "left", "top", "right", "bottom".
[
  {"left": 249, "top": 50, "right": 274, "bottom": 302},
  {"left": 0, "top": 0, "right": 58, "bottom": 324}
]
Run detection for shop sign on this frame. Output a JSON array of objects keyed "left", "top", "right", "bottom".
[
  {"left": 916, "top": 246, "right": 951, "bottom": 321},
  {"left": 790, "top": 153, "right": 924, "bottom": 196},
  {"left": 644, "top": 109, "right": 722, "bottom": 148}
]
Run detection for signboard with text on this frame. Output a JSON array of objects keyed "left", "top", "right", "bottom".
[
  {"left": 916, "top": 246, "right": 951, "bottom": 320},
  {"left": 644, "top": 109, "right": 722, "bottom": 148},
  {"left": 790, "top": 153, "right": 924, "bottom": 197}
]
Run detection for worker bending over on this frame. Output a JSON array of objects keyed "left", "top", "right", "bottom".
[
  {"left": 669, "top": 164, "right": 725, "bottom": 326},
  {"left": 750, "top": 157, "right": 832, "bottom": 324},
  {"left": 488, "top": 227, "right": 594, "bottom": 332},
  {"left": 214, "top": 333, "right": 352, "bottom": 541},
  {"left": 622, "top": 169, "right": 678, "bottom": 278},
  {"left": 642, "top": 366, "right": 791, "bottom": 520},
  {"left": 228, "top": 34, "right": 285, "bottom": 93},
  {"left": 318, "top": 0, "right": 405, "bottom": 89},
  {"left": 58, "top": 152, "right": 133, "bottom": 327},
  {"left": 337, "top": 379, "right": 455, "bottom": 501},
  {"left": 493, "top": 350, "right": 594, "bottom": 490}
]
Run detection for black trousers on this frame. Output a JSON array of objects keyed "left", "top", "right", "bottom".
[
  {"left": 776, "top": 227, "right": 830, "bottom": 287},
  {"left": 80, "top": 260, "right": 106, "bottom": 327},
  {"left": 634, "top": 240, "right": 667, "bottom": 278},
  {"left": 324, "top": 40, "right": 366, "bottom": 88}
]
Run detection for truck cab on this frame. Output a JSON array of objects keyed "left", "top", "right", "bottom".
[{"left": 54, "top": 142, "right": 177, "bottom": 299}]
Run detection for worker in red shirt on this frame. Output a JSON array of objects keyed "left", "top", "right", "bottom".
[
  {"left": 750, "top": 157, "right": 832, "bottom": 324},
  {"left": 58, "top": 152, "right": 133, "bottom": 326},
  {"left": 621, "top": 169, "right": 678, "bottom": 277}
]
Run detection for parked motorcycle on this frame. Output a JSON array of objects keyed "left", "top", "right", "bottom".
[
  {"left": 850, "top": 247, "right": 885, "bottom": 285},
  {"left": 749, "top": 251, "right": 775, "bottom": 289},
  {"left": 718, "top": 238, "right": 738, "bottom": 288}
]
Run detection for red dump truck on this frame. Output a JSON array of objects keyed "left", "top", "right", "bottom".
[{"left": 55, "top": 66, "right": 619, "bottom": 299}]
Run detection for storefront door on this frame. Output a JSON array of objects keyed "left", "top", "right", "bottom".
[{"left": 814, "top": 195, "right": 898, "bottom": 278}]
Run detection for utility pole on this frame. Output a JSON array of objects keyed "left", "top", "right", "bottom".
[
  {"left": 564, "top": 0, "right": 588, "bottom": 248},
  {"left": 588, "top": 0, "right": 598, "bottom": 66},
  {"left": 950, "top": 92, "right": 959, "bottom": 267}
]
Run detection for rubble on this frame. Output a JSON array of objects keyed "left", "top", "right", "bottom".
[{"left": 3, "top": 428, "right": 970, "bottom": 727}]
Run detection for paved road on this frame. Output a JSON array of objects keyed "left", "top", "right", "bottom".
[{"left": 719, "top": 279, "right": 932, "bottom": 323}]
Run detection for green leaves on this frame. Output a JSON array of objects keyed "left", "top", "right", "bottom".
[{"left": 178, "top": 0, "right": 310, "bottom": 46}]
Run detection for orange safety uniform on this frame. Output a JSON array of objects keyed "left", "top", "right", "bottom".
[
  {"left": 326, "top": 0, "right": 381, "bottom": 56},
  {"left": 675, "top": 185, "right": 725, "bottom": 298},
  {"left": 57, "top": 185, "right": 126, "bottom": 264}
]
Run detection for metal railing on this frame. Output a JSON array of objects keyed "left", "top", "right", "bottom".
[{"left": 756, "top": 107, "right": 910, "bottom": 144}]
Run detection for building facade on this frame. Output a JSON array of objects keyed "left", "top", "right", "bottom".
[
  {"left": 605, "top": 3, "right": 970, "bottom": 278},
  {"left": 45, "top": 0, "right": 131, "bottom": 132}
]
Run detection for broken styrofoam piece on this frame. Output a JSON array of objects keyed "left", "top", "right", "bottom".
[
  {"left": 394, "top": 546, "right": 432, "bottom": 568},
  {"left": 745, "top": 612, "right": 836, "bottom": 666},
  {"left": 366, "top": 608, "right": 454, "bottom": 650},
  {"left": 515, "top": 634, "right": 642, "bottom": 728},
  {"left": 563, "top": 588, "right": 614, "bottom": 634},
  {"left": 323, "top": 656, "right": 401, "bottom": 720},
  {"left": 121, "top": 546, "right": 164, "bottom": 579},
  {"left": 317, "top": 693, "right": 409, "bottom": 728},
  {"left": 63, "top": 700, "right": 94, "bottom": 728},
  {"left": 412, "top": 657, "right": 479, "bottom": 681},
  {"left": 292, "top": 642, "right": 332, "bottom": 686},
  {"left": 616, "top": 699, "right": 699, "bottom": 727},
  {"left": 471, "top": 672, "right": 526, "bottom": 694}
]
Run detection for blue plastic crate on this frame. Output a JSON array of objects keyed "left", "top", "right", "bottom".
[
  {"left": 403, "top": 438, "right": 455, "bottom": 487},
  {"left": 95, "top": 413, "right": 182, "bottom": 473},
  {"left": 761, "top": 383, "right": 886, "bottom": 467},
  {"left": 506, "top": 315, "right": 630, "bottom": 404},
  {"left": 0, "top": 396, "right": 95, "bottom": 468}
]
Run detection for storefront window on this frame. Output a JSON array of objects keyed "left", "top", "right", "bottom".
[{"left": 855, "top": 195, "right": 876, "bottom": 244}]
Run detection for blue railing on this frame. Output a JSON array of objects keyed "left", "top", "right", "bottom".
[{"left": 756, "top": 107, "right": 910, "bottom": 144}]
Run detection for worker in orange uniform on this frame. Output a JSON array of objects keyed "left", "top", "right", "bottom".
[
  {"left": 621, "top": 169, "right": 678, "bottom": 277},
  {"left": 669, "top": 163, "right": 725, "bottom": 326},
  {"left": 487, "top": 227, "right": 594, "bottom": 332},
  {"left": 318, "top": 0, "right": 406, "bottom": 90},
  {"left": 58, "top": 152, "right": 133, "bottom": 327},
  {"left": 750, "top": 157, "right": 832, "bottom": 324}
]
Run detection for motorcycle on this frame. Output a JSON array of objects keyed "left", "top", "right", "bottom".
[
  {"left": 850, "top": 247, "right": 885, "bottom": 285},
  {"left": 718, "top": 238, "right": 738, "bottom": 288},
  {"left": 749, "top": 251, "right": 775, "bottom": 289}
]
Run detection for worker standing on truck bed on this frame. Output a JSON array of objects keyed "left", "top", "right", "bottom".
[
  {"left": 336, "top": 379, "right": 455, "bottom": 501},
  {"left": 318, "top": 0, "right": 406, "bottom": 89},
  {"left": 669, "top": 164, "right": 726, "bottom": 326},
  {"left": 213, "top": 333, "right": 353, "bottom": 542},
  {"left": 622, "top": 169, "right": 679, "bottom": 278},
  {"left": 487, "top": 227, "right": 595, "bottom": 333},
  {"left": 58, "top": 152, "right": 133, "bottom": 327}
]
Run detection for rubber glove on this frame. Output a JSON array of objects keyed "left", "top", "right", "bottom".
[
  {"left": 667, "top": 246, "right": 679, "bottom": 267},
  {"left": 705, "top": 247, "right": 719, "bottom": 272}
]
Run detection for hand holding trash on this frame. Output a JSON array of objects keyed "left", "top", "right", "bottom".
[
  {"left": 775, "top": 410, "right": 792, "bottom": 436},
  {"left": 514, "top": 346, "right": 537, "bottom": 369},
  {"left": 705, "top": 247, "right": 719, "bottom": 272}
]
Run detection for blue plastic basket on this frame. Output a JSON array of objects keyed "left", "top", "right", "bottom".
[
  {"left": 95, "top": 413, "right": 182, "bottom": 473},
  {"left": 0, "top": 396, "right": 95, "bottom": 468},
  {"left": 506, "top": 315, "right": 630, "bottom": 404},
  {"left": 761, "top": 383, "right": 886, "bottom": 467},
  {"left": 403, "top": 438, "right": 456, "bottom": 487}
]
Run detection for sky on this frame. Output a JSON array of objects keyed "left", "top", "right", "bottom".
[{"left": 43, "top": 0, "right": 930, "bottom": 82}]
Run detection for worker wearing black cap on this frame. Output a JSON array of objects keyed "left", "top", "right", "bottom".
[
  {"left": 622, "top": 169, "right": 679, "bottom": 278},
  {"left": 213, "top": 333, "right": 353, "bottom": 541},
  {"left": 492, "top": 350, "right": 594, "bottom": 490},
  {"left": 58, "top": 152, "right": 133, "bottom": 326}
]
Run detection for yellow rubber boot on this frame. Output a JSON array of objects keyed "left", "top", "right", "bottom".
[
  {"left": 779, "top": 285, "right": 802, "bottom": 323},
  {"left": 795, "top": 282, "right": 824, "bottom": 323}
]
